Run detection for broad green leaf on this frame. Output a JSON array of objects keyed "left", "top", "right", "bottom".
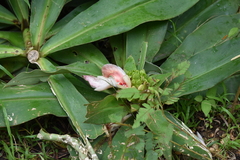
[
  {"left": 50, "top": 44, "right": 109, "bottom": 68},
  {"left": 58, "top": 61, "right": 102, "bottom": 76},
  {"left": 38, "top": 57, "right": 103, "bottom": 139},
  {"left": 0, "top": 44, "right": 24, "bottom": 59},
  {"left": 154, "top": 0, "right": 239, "bottom": 61},
  {"left": 5, "top": 69, "right": 68, "bottom": 87},
  {"left": 201, "top": 100, "right": 212, "bottom": 117},
  {"left": 110, "top": 34, "right": 127, "bottom": 68},
  {"left": 85, "top": 95, "right": 129, "bottom": 124},
  {"left": 0, "top": 82, "right": 66, "bottom": 127},
  {"left": 30, "top": 0, "right": 65, "bottom": 49},
  {"left": 41, "top": 0, "right": 198, "bottom": 55},
  {"left": 161, "top": 14, "right": 240, "bottom": 72},
  {"left": 145, "top": 110, "right": 173, "bottom": 160},
  {"left": 5, "top": 62, "right": 102, "bottom": 87},
  {"left": 180, "top": 37, "right": 240, "bottom": 95},
  {"left": 126, "top": 21, "right": 168, "bottom": 64},
  {"left": 0, "top": 5, "right": 18, "bottom": 25},
  {"left": 164, "top": 111, "right": 212, "bottom": 160},
  {"left": 0, "top": 31, "right": 25, "bottom": 48},
  {"left": 194, "top": 95, "right": 203, "bottom": 102},
  {"left": 144, "top": 61, "right": 163, "bottom": 74},
  {"left": 8, "top": 0, "right": 29, "bottom": 27},
  {"left": 47, "top": 1, "right": 96, "bottom": 38}
]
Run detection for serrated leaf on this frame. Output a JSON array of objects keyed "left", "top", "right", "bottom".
[
  {"left": 145, "top": 110, "right": 173, "bottom": 160},
  {"left": 116, "top": 88, "right": 140, "bottom": 101},
  {"left": 175, "top": 61, "right": 190, "bottom": 76},
  {"left": 101, "top": 126, "right": 144, "bottom": 160},
  {"left": 132, "top": 104, "right": 154, "bottom": 128}
]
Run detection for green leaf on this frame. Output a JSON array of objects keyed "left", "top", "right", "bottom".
[
  {"left": 206, "top": 87, "right": 217, "bottom": 99},
  {"left": 0, "top": 5, "right": 18, "bottom": 25},
  {"left": 164, "top": 111, "right": 212, "bottom": 160},
  {"left": 0, "top": 65, "right": 14, "bottom": 79},
  {"left": 228, "top": 27, "right": 239, "bottom": 38},
  {"left": 0, "top": 82, "right": 66, "bottom": 127},
  {"left": 175, "top": 61, "right": 190, "bottom": 76},
  {"left": 5, "top": 61, "right": 102, "bottom": 87},
  {"left": 132, "top": 103, "right": 155, "bottom": 128},
  {"left": 38, "top": 58, "right": 103, "bottom": 139},
  {"left": 181, "top": 37, "right": 240, "bottom": 95},
  {"left": 124, "top": 56, "right": 137, "bottom": 72},
  {"left": 8, "top": 0, "right": 29, "bottom": 27},
  {"left": 194, "top": 95, "right": 203, "bottom": 102},
  {"left": 5, "top": 69, "right": 68, "bottom": 87},
  {"left": 116, "top": 88, "right": 140, "bottom": 101},
  {"left": 50, "top": 44, "right": 109, "bottom": 68},
  {"left": 0, "top": 31, "right": 25, "bottom": 48},
  {"left": 161, "top": 14, "right": 240, "bottom": 72},
  {"left": 201, "top": 100, "right": 212, "bottom": 117},
  {"left": 47, "top": 1, "right": 96, "bottom": 38},
  {"left": 161, "top": 14, "right": 240, "bottom": 95},
  {"left": 126, "top": 21, "right": 168, "bottom": 64},
  {"left": 30, "top": 0, "right": 65, "bottom": 49},
  {"left": 41, "top": 0, "right": 198, "bottom": 55},
  {"left": 0, "top": 44, "right": 24, "bottom": 59},
  {"left": 58, "top": 61, "right": 102, "bottom": 76},
  {"left": 0, "top": 57, "right": 27, "bottom": 78},
  {"left": 154, "top": 0, "right": 239, "bottom": 61},
  {"left": 85, "top": 95, "right": 129, "bottom": 124},
  {"left": 101, "top": 126, "right": 145, "bottom": 160},
  {"left": 110, "top": 34, "right": 127, "bottom": 68},
  {"left": 145, "top": 110, "right": 173, "bottom": 160}
]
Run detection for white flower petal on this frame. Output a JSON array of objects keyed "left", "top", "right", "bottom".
[{"left": 83, "top": 75, "right": 112, "bottom": 91}]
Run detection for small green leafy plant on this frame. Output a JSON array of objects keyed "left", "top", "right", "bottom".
[{"left": 0, "top": 0, "right": 240, "bottom": 159}]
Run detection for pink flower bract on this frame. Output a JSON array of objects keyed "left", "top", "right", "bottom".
[{"left": 83, "top": 64, "right": 131, "bottom": 91}]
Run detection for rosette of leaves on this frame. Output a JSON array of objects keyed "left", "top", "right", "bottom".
[{"left": 85, "top": 59, "right": 212, "bottom": 160}]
